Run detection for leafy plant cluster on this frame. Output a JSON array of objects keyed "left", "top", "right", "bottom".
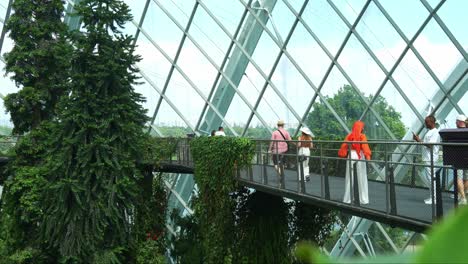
[
  {"left": 0, "top": 0, "right": 169, "bottom": 263},
  {"left": 170, "top": 137, "right": 336, "bottom": 263}
]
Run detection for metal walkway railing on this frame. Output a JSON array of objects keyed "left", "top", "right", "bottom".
[
  {"left": 1, "top": 137, "right": 467, "bottom": 231},
  {"left": 157, "top": 138, "right": 468, "bottom": 232}
]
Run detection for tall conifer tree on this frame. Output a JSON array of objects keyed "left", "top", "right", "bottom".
[
  {"left": 0, "top": 0, "right": 71, "bottom": 261},
  {"left": 42, "top": 0, "right": 147, "bottom": 261}
]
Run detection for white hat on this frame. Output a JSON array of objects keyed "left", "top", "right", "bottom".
[
  {"left": 456, "top": 114, "right": 467, "bottom": 122},
  {"left": 300, "top": 127, "right": 312, "bottom": 136},
  {"left": 277, "top": 120, "right": 285, "bottom": 126}
]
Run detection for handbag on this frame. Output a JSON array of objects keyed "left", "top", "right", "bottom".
[{"left": 277, "top": 130, "right": 296, "bottom": 154}]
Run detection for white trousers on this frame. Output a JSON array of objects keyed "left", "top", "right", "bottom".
[
  {"left": 298, "top": 147, "right": 310, "bottom": 179},
  {"left": 423, "top": 163, "right": 437, "bottom": 198},
  {"left": 343, "top": 150, "right": 369, "bottom": 204}
]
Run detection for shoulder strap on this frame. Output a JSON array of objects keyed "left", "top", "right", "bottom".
[{"left": 277, "top": 129, "right": 286, "bottom": 140}]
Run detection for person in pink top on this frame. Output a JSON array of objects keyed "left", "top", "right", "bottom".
[{"left": 269, "top": 120, "right": 291, "bottom": 175}]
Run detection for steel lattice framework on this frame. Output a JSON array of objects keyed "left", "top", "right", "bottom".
[{"left": 0, "top": 0, "right": 466, "bottom": 257}]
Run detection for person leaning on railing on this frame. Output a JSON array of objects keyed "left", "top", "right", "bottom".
[
  {"left": 338, "top": 120, "right": 371, "bottom": 205},
  {"left": 413, "top": 115, "right": 441, "bottom": 205}
]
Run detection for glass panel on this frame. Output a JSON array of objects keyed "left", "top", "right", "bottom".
[
  {"left": 320, "top": 65, "right": 349, "bottom": 98},
  {"left": 379, "top": 82, "right": 418, "bottom": 137},
  {"left": 152, "top": 101, "right": 194, "bottom": 136},
  {"left": 257, "top": 85, "right": 298, "bottom": 128},
  {"left": 200, "top": 0, "right": 244, "bottom": 36},
  {"left": 305, "top": 95, "right": 348, "bottom": 140},
  {"left": 282, "top": 0, "right": 305, "bottom": 14},
  {"left": 379, "top": 0, "right": 428, "bottom": 40},
  {"left": 329, "top": 0, "right": 366, "bottom": 25},
  {"left": 427, "top": 0, "right": 442, "bottom": 8},
  {"left": 177, "top": 38, "right": 218, "bottom": 96},
  {"left": 362, "top": 97, "right": 407, "bottom": 141},
  {"left": 287, "top": 23, "right": 332, "bottom": 85},
  {"left": 452, "top": 88, "right": 468, "bottom": 115},
  {"left": 133, "top": 78, "right": 159, "bottom": 117},
  {"left": 301, "top": 0, "right": 349, "bottom": 56},
  {"left": 223, "top": 93, "right": 252, "bottom": 135},
  {"left": 268, "top": 0, "right": 297, "bottom": 44},
  {"left": 436, "top": 0, "right": 468, "bottom": 53},
  {"left": 245, "top": 115, "right": 271, "bottom": 139},
  {"left": 391, "top": 50, "right": 439, "bottom": 117},
  {"left": 237, "top": 63, "right": 264, "bottom": 106},
  {"left": 164, "top": 71, "right": 206, "bottom": 126},
  {"left": 142, "top": 1, "right": 184, "bottom": 60},
  {"left": 337, "top": 35, "right": 386, "bottom": 97},
  {"left": 356, "top": 2, "right": 405, "bottom": 71},
  {"left": 188, "top": 6, "right": 232, "bottom": 66},
  {"left": 250, "top": 31, "right": 281, "bottom": 76},
  {"left": 270, "top": 56, "right": 316, "bottom": 121},
  {"left": 123, "top": 0, "right": 146, "bottom": 23},
  {"left": 160, "top": 0, "right": 195, "bottom": 27},
  {"left": 135, "top": 35, "right": 172, "bottom": 91},
  {"left": 414, "top": 19, "right": 462, "bottom": 82}
]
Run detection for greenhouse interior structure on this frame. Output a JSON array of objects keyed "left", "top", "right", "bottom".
[{"left": 0, "top": 0, "right": 467, "bottom": 263}]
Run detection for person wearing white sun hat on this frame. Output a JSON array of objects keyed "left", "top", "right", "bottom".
[{"left": 298, "top": 127, "right": 314, "bottom": 182}]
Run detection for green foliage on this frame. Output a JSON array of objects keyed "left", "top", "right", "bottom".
[
  {"left": 3, "top": 0, "right": 71, "bottom": 134},
  {"left": 233, "top": 190, "right": 292, "bottom": 264},
  {"left": 40, "top": 0, "right": 148, "bottom": 261},
  {"left": 0, "top": 126, "right": 13, "bottom": 136},
  {"left": 306, "top": 85, "right": 405, "bottom": 140},
  {"left": 139, "top": 136, "right": 179, "bottom": 166},
  {"left": 190, "top": 137, "right": 255, "bottom": 264},
  {"left": 0, "top": 0, "right": 71, "bottom": 261},
  {"left": 0, "top": 135, "right": 15, "bottom": 156},
  {"left": 156, "top": 126, "right": 192, "bottom": 137},
  {"left": 169, "top": 208, "right": 204, "bottom": 263},
  {"left": 0, "top": 124, "right": 56, "bottom": 262},
  {"left": 135, "top": 240, "right": 165, "bottom": 264},
  {"left": 133, "top": 170, "right": 167, "bottom": 253},
  {"left": 290, "top": 201, "right": 336, "bottom": 248}
]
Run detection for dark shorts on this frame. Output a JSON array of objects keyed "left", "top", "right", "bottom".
[{"left": 272, "top": 153, "right": 285, "bottom": 165}]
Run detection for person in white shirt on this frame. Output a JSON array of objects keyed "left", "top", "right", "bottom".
[
  {"left": 413, "top": 115, "right": 440, "bottom": 204},
  {"left": 214, "top": 126, "right": 226, "bottom": 136}
]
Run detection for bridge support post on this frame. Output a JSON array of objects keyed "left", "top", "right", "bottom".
[
  {"left": 322, "top": 159, "right": 330, "bottom": 200},
  {"left": 388, "top": 166, "right": 397, "bottom": 215},
  {"left": 411, "top": 156, "right": 416, "bottom": 187},
  {"left": 435, "top": 169, "right": 443, "bottom": 219},
  {"left": 454, "top": 168, "right": 459, "bottom": 208},
  {"left": 263, "top": 153, "right": 268, "bottom": 185}
]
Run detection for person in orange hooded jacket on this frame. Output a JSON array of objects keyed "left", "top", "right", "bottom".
[{"left": 338, "top": 120, "right": 371, "bottom": 204}]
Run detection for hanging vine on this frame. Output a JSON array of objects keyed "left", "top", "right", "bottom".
[{"left": 190, "top": 136, "right": 255, "bottom": 263}]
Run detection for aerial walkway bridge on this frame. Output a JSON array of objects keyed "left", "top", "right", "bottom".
[
  {"left": 156, "top": 137, "right": 467, "bottom": 233},
  {"left": 1, "top": 137, "right": 466, "bottom": 233}
]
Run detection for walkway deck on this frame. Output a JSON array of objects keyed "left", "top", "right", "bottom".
[{"left": 237, "top": 165, "right": 455, "bottom": 232}]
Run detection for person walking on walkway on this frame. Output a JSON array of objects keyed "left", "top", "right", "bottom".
[
  {"left": 413, "top": 115, "right": 440, "bottom": 204},
  {"left": 269, "top": 120, "right": 291, "bottom": 176},
  {"left": 338, "top": 120, "right": 371, "bottom": 204},
  {"left": 298, "top": 127, "right": 313, "bottom": 182}
]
